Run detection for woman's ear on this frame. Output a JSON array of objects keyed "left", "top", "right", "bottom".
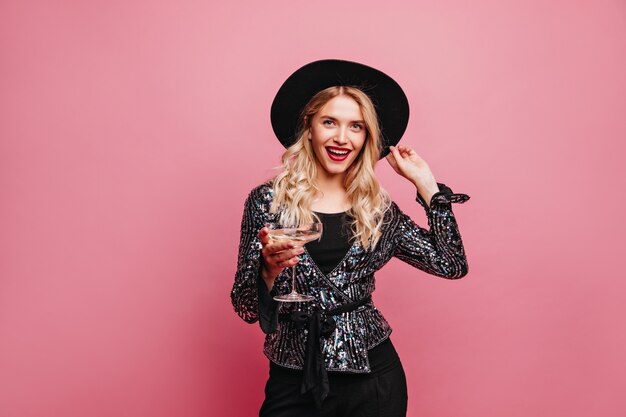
[{"left": 303, "top": 116, "right": 311, "bottom": 139}]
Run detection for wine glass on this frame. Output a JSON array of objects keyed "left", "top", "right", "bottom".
[{"left": 266, "top": 222, "right": 323, "bottom": 302}]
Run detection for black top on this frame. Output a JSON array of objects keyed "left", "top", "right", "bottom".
[
  {"left": 268, "top": 210, "right": 399, "bottom": 379},
  {"left": 305, "top": 211, "right": 354, "bottom": 274}
]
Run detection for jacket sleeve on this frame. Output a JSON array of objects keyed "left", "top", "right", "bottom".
[
  {"left": 230, "top": 186, "right": 280, "bottom": 331},
  {"left": 392, "top": 182, "right": 471, "bottom": 279}
]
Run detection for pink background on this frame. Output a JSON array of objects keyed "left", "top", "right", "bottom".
[{"left": 1, "top": 1, "right": 625, "bottom": 416}]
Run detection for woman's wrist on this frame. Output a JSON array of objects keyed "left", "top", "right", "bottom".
[
  {"left": 414, "top": 181, "right": 440, "bottom": 207},
  {"left": 261, "top": 265, "right": 277, "bottom": 291}
]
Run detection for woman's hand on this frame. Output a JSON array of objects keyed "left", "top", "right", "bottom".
[
  {"left": 258, "top": 227, "right": 304, "bottom": 291},
  {"left": 385, "top": 145, "right": 440, "bottom": 205}
]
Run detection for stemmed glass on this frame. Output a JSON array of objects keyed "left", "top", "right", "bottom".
[{"left": 266, "top": 222, "right": 323, "bottom": 302}]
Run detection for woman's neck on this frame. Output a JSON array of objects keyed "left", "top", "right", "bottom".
[
  {"left": 316, "top": 170, "right": 345, "bottom": 193},
  {"left": 312, "top": 171, "right": 351, "bottom": 213}
]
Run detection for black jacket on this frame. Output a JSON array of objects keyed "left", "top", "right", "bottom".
[{"left": 231, "top": 181, "right": 470, "bottom": 373}]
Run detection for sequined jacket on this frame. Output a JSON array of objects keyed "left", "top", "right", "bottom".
[{"left": 231, "top": 181, "right": 470, "bottom": 373}]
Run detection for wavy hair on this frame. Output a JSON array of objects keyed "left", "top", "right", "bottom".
[{"left": 270, "top": 86, "right": 390, "bottom": 250}]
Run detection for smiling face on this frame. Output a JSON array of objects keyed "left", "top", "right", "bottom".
[{"left": 308, "top": 95, "right": 368, "bottom": 179}]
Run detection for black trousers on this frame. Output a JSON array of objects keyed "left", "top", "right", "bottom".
[{"left": 259, "top": 339, "right": 408, "bottom": 417}]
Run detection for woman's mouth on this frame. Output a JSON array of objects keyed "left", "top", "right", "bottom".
[{"left": 325, "top": 146, "right": 351, "bottom": 162}]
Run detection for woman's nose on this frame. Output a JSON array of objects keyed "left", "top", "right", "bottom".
[{"left": 334, "top": 128, "right": 349, "bottom": 144}]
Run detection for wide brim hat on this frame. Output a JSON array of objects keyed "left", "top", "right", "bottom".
[{"left": 270, "top": 59, "right": 410, "bottom": 159}]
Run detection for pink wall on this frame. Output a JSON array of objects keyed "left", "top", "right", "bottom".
[{"left": 1, "top": 0, "right": 625, "bottom": 416}]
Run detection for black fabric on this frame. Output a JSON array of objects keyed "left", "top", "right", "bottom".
[
  {"left": 305, "top": 211, "right": 353, "bottom": 275},
  {"left": 257, "top": 274, "right": 280, "bottom": 334},
  {"left": 268, "top": 338, "right": 400, "bottom": 384},
  {"left": 274, "top": 295, "right": 372, "bottom": 408},
  {"left": 416, "top": 182, "right": 471, "bottom": 213},
  {"left": 260, "top": 339, "right": 407, "bottom": 417}
]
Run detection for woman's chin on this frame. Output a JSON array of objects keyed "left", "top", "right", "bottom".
[{"left": 319, "top": 164, "right": 350, "bottom": 177}]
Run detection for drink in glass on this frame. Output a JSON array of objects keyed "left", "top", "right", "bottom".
[{"left": 266, "top": 223, "right": 322, "bottom": 302}]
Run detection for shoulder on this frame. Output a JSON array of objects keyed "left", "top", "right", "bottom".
[
  {"left": 383, "top": 200, "right": 403, "bottom": 221},
  {"left": 247, "top": 180, "right": 273, "bottom": 200},
  {"left": 243, "top": 180, "right": 274, "bottom": 213},
  {"left": 381, "top": 199, "right": 417, "bottom": 236},
  {"left": 377, "top": 199, "right": 405, "bottom": 238}
]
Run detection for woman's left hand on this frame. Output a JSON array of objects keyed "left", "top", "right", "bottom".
[{"left": 385, "top": 145, "right": 440, "bottom": 202}]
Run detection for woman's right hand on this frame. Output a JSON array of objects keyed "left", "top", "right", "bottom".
[{"left": 258, "top": 226, "right": 304, "bottom": 291}]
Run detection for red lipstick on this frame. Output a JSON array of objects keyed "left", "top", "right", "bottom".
[{"left": 325, "top": 146, "right": 351, "bottom": 162}]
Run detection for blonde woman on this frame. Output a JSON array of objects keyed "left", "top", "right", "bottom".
[{"left": 231, "top": 59, "right": 471, "bottom": 417}]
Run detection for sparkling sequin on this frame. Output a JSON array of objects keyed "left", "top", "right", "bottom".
[{"left": 231, "top": 181, "right": 470, "bottom": 373}]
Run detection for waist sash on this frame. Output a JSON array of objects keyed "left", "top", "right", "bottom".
[{"left": 279, "top": 295, "right": 372, "bottom": 409}]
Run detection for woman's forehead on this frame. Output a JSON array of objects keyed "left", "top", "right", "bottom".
[{"left": 317, "top": 95, "right": 363, "bottom": 119}]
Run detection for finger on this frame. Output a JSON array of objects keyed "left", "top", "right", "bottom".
[
  {"left": 399, "top": 145, "right": 411, "bottom": 157},
  {"left": 267, "top": 240, "right": 295, "bottom": 252},
  {"left": 263, "top": 241, "right": 295, "bottom": 258},
  {"left": 275, "top": 256, "right": 300, "bottom": 268},
  {"left": 268, "top": 251, "right": 301, "bottom": 269},
  {"left": 402, "top": 145, "right": 418, "bottom": 157},
  {"left": 385, "top": 152, "right": 398, "bottom": 169},
  {"left": 389, "top": 145, "right": 404, "bottom": 162},
  {"left": 258, "top": 227, "right": 270, "bottom": 244},
  {"left": 270, "top": 246, "right": 303, "bottom": 263}
]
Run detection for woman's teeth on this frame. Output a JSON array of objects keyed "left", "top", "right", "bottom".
[{"left": 326, "top": 147, "right": 351, "bottom": 161}]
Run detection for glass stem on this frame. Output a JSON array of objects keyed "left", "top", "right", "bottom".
[{"left": 290, "top": 265, "right": 297, "bottom": 294}]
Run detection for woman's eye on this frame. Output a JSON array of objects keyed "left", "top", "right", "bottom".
[
  {"left": 323, "top": 120, "right": 334, "bottom": 126},
  {"left": 352, "top": 124, "right": 363, "bottom": 130}
]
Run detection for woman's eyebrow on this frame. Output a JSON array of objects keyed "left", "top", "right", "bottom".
[{"left": 320, "top": 115, "right": 365, "bottom": 123}]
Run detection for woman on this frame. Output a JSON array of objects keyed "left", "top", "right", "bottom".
[{"left": 231, "top": 59, "right": 470, "bottom": 416}]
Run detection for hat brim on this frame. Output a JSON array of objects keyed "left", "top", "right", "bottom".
[{"left": 270, "top": 59, "right": 409, "bottom": 159}]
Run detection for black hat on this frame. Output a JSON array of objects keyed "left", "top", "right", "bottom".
[{"left": 270, "top": 59, "right": 410, "bottom": 159}]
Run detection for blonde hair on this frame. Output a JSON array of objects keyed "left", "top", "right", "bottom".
[{"left": 270, "top": 86, "right": 390, "bottom": 250}]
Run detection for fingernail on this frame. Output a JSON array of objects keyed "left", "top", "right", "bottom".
[{"left": 296, "top": 247, "right": 304, "bottom": 254}]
